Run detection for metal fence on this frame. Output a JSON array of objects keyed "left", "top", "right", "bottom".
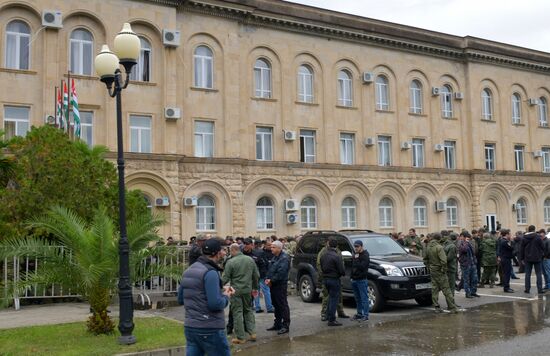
[{"left": 1, "top": 245, "right": 190, "bottom": 310}]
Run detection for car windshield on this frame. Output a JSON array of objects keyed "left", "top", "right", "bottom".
[{"left": 352, "top": 236, "right": 407, "bottom": 256}]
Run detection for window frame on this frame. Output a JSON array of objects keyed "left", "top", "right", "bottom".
[
  {"left": 538, "top": 97, "right": 548, "bottom": 127},
  {"left": 511, "top": 93, "right": 522, "bottom": 124},
  {"left": 515, "top": 198, "right": 527, "bottom": 225},
  {"left": 542, "top": 147, "right": 550, "bottom": 173},
  {"left": 413, "top": 197, "right": 428, "bottom": 227},
  {"left": 256, "top": 197, "right": 274, "bottom": 231},
  {"left": 255, "top": 126, "right": 273, "bottom": 161},
  {"left": 444, "top": 140, "right": 456, "bottom": 170},
  {"left": 69, "top": 28, "right": 94, "bottom": 76},
  {"left": 3, "top": 105, "right": 30, "bottom": 140},
  {"left": 409, "top": 80, "right": 422, "bottom": 114},
  {"left": 341, "top": 197, "right": 357, "bottom": 228},
  {"left": 375, "top": 75, "right": 390, "bottom": 111},
  {"left": 300, "top": 197, "right": 317, "bottom": 229},
  {"left": 193, "top": 45, "right": 214, "bottom": 89},
  {"left": 130, "top": 36, "right": 152, "bottom": 82},
  {"left": 485, "top": 143, "right": 496, "bottom": 171},
  {"left": 299, "top": 129, "right": 316, "bottom": 163},
  {"left": 196, "top": 195, "right": 216, "bottom": 231},
  {"left": 129, "top": 115, "right": 152, "bottom": 153},
  {"left": 377, "top": 135, "right": 392, "bottom": 166},
  {"left": 194, "top": 120, "right": 214, "bottom": 158},
  {"left": 337, "top": 70, "right": 353, "bottom": 107},
  {"left": 446, "top": 198, "right": 459, "bottom": 227},
  {"left": 481, "top": 88, "right": 493, "bottom": 120},
  {"left": 254, "top": 58, "right": 272, "bottom": 99},
  {"left": 339, "top": 132, "right": 355, "bottom": 165},
  {"left": 297, "top": 65, "right": 314, "bottom": 103},
  {"left": 441, "top": 85, "right": 453, "bottom": 118},
  {"left": 378, "top": 197, "right": 394, "bottom": 228},
  {"left": 544, "top": 198, "right": 550, "bottom": 224},
  {"left": 514, "top": 145, "right": 525, "bottom": 172},
  {"left": 5, "top": 20, "right": 31, "bottom": 70},
  {"left": 412, "top": 138, "right": 425, "bottom": 168}
]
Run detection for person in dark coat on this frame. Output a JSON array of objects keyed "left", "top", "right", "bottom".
[
  {"left": 265, "top": 241, "right": 291, "bottom": 334},
  {"left": 320, "top": 237, "right": 346, "bottom": 326},
  {"left": 351, "top": 240, "right": 370, "bottom": 321},
  {"left": 498, "top": 229, "right": 515, "bottom": 293},
  {"left": 519, "top": 225, "right": 545, "bottom": 294},
  {"left": 188, "top": 234, "right": 210, "bottom": 266}
]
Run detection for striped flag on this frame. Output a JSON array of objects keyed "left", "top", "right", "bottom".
[
  {"left": 63, "top": 81, "right": 69, "bottom": 133},
  {"left": 56, "top": 87, "right": 63, "bottom": 129},
  {"left": 71, "top": 78, "right": 81, "bottom": 138}
]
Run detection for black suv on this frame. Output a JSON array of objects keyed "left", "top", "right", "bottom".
[{"left": 289, "top": 229, "right": 432, "bottom": 312}]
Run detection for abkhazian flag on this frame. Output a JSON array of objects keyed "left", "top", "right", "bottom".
[
  {"left": 71, "top": 78, "right": 81, "bottom": 138},
  {"left": 56, "top": 87, "right": 63, "bottom": 129},
  {"left": 63, "top": 81, "right": 69, "bottom": 133}
]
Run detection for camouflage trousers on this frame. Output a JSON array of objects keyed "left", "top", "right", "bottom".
[
  {"left": 447, "top": 270, "right": 457, "bottom": 296},
  {"left": 320, "top": 283, "right": 345, "bottom": 316},
  {"left": 430, "top": 271, "right": 457, "bottom": 311},
  {"left": 481, "top": 266, "right": 497, "bottom": 285}
]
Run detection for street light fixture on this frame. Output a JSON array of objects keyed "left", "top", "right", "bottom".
[{"left": 95, "top": 22, "right": 140, "bottom": 345}]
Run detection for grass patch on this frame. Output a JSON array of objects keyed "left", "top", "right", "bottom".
[{"left": 0, "top": 317, "right": 184, "bottom": 356}]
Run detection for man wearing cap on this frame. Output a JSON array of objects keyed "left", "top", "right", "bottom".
[
  {"left": 320, "top": 237, "right": 346, "bottom": 326},
  {"left": 178, "top": 238, "right": 234, "bottom": 356},
  {"left": 458, "top": 231, "right": 479, "bottom": 298},
  {"left": 351, "top": 240, "right": 370, "bottom": 321},
  {"left": 222, "top": 243, "right": 260, "bottom": 344},
  {"left": 265, "top": 240, "right": 291, "bottom": 334}
]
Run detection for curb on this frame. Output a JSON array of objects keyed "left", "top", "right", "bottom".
[{"left": 116, "top": 346, "right": 185, "bottom": 356}]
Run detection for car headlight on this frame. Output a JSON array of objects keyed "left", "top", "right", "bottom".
[{"left": 380, "top": 263, "right": 404, "bottom": 276}]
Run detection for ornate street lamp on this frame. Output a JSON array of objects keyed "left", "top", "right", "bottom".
[{"left": 94, "top": 23, "right": 140, "bottom": 345}]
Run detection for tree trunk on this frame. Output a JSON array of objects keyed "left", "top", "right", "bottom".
[{"left": 86, "top": 287, "right": 114, "bottom": 334}]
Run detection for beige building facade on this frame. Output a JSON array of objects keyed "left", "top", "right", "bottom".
[{"left": 1, "top": 0, "right": 550, "bottom": 240}]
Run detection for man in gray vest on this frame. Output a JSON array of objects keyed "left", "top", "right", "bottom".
[{"left": 178, "top": 238, "right": 234, "bottom": 356}]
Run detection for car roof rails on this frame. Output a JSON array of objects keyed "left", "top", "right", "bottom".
[
  {"left": 338, "top": 229, "right": 374, "bottom": 233},
  {"left": 303, "top": 230, "right": 338, "bottom": 235}
]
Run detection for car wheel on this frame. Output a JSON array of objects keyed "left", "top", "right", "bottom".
[
  {"left": 414, "top": 294, "right": 433, "bottom": 307},
  {"left": 367, "top": 282, "right": 385, "bottom": 313},
  {"left": 298, "top": 274, "right": 317, "bottom": 302}
]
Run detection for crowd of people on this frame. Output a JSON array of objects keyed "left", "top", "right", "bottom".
[{"left": 176, "top": 225, "right": 550, "bottom": 355}]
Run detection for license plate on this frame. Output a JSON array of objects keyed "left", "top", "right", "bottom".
[{"left": 415, "top": 283, "right": 432, "bottom": 290}]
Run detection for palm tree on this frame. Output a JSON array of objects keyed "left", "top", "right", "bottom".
[
  {"left": 0, "top": 206, "right": 181, "bottom": 334},
  {"left": 0, "top": 129, "right": 15, "bottom": 188}
]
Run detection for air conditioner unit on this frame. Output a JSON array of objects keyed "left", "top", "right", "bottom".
[
  {"left": 155, "top": 197, "right": 170, "bottom": 207},
  {"left": 183, "top": 196, "right": 198, "bottom": 207},
  {"left": 533, "top": 150, "right": 543, "bottom": 158},
  {"left": 364, "top": 137, "right": 375, "bottom": 146},
  {"left": 42, "top": 10, "right": 63, "bottom": 29},
  {"left": 164, "top": 107, "right": 181, "bottom": 120},
  {"left": 435, "top": 201, "right": 446, "bottom": 212},
  {"left": 454, "top": 92, "right": 464, "bottom": 100},
  {"left": 284, "top": 199, "right": 299, "bottom": 211},
  {"left": 432, "top": 87, "right": 441, "bottom": 96},
  {"left": 44, "top": 115, "right": 56, "bottom": 125},
  {"left": 401, "top": 141, "right": 412, "bottom": 150},
  {"left": 434, "top": 144, "right": 444, "bottom": 152},
  {"left": 528, "top": 98, "right": 540, "bottom": 106},
  {"left": 284, "top": 130, "right": 297, "bottom": 141},
  {"left": 362, "top": 72, "right": 374, "bottom": 83},
  {"left": 286, "top": 213, "right": 298, "bottom": 225},
  {"left": 162, "top": 29, "right": 180, "bottom": 47}
]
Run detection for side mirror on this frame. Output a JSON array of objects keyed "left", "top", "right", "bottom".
[{"left": 341, "top": 250, "right": 352, "bottom": 258}]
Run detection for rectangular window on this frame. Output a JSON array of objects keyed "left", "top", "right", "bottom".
[
  {"left": 412, "top": 138, "right": 424, "bottom": 168},
  {"left": 6, "top": 27, "right": 30, "bottom": 70},
  {"left": 194, "top": 121, "right": 214, "bottom": 157},
  {"left": 3, "top": 106, "right": 30, "bottom": 140},
  {"left": 485, "top": 144, "right": 495, "bottom": 171},
  {"left": 444, "top": 140, "right": 456, "bottom": 170},
  {"left": 255, "top": 126, "right": 273, "bottom": 161},
  {"left": 514, "top": 145, "right": 524, "bottom": 172},
  {"left": 339, "top": 133, "right": 354, "bottom": 165},
  {"left": 300, "top": 129, "right": 316, "bottom": 163},
  {"left": 70, "top": 111, "right": 93, "bottom": 147},
  {"left": 377, "top": 136, "right": 391, "bottom": 166},
  {"left": 129, "top": 115, "right": 151, "bottom": 153},
  {"left": 542, "top": 147, "right": 550, "bottom": 173}
]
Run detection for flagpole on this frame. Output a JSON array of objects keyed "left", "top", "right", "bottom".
[
  {"left": 67, "top": 70, "right": 72, "bottom": 139},
  {"left": 60, "top": 79, "right": 64, "bottom": 131},
  {"left": 53, "top": 86, "right": 58, "bottom": 127}
]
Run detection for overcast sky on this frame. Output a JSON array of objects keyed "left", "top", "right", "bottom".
[{"left": 288, "top": 0, "right": 550, "bottom": 53}]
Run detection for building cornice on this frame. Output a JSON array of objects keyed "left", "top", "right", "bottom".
[{"left": 181, "top": 0, "right": 550, "bottom": 74}]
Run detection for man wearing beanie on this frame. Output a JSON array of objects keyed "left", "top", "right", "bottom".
[{"left": 178, "top": 238, "right": 234, "bottom": 355}]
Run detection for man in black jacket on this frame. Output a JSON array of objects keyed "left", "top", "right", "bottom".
[
  {"left": 320, "top": 237, "right": 345, "bottom": 326},
  {"left": 351, "top": 240, "right": 370, "bottom": 321},
  {"left": 519, "top": 225, "right": 545, "bottom": 294},
  {"left": 188, "top": 234, "right": 210, "bottom": 266},
  {"left": 498, "top": 229, "right": 514, "bottom": 293}
]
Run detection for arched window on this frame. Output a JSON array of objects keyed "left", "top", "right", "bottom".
[
  {"left": 341, "top": 197, "right": 357, "bottom": 228},
  {"left": 446, "top": 198, "right": 458, "bottom": 227},
  {"left": 409, "top": 80, "right": 422, "bottom": 114},
  {"left": 511, "top": 93, "right": 522, "bottom": 124},
  {"left": 301, "top": 197, "right": 317, "bottom": 229},
  {"left": 298, "top": 65, "right": 314, "bottom": 103},
  {"left": 196, "top": 195, "right": 215, "bottom": 231},
  {"left": 5, "top": 20, "right": 30, "bottom": 70},
  {"left": 481, "top": 88, "right": 493, "bottom": 120},
  {"left": 194, "top": 45, "right": 213, "bottom": 89},
  {"left": 256, "top": 197, "right": 274, "bottom": 230},
  {"left": 441, "top": 85, "right": 453, "bottom": 118},
  {"left": 516, "top": 198, "right": 527, "bottom": 225},
  {"left": 538, "top": 97, "right": 548, "bottom": 127},
  {"left": 254, "top": 58, "right": 271, "bottom": 98},
  {"left": 379, "top": 197, "right": 393, "bottom": 228},
  {"left": 544, "top": 198, "right": 550, "bottom": 224},
  {"left": 337, "top": 70, "right": 353, "bottom": 107},
  {"left": 70, "top": 29, "right": 93, "bottom": 75},
  {"left": 413, "top": 198, "right": 427, "bottom": 227},
  {"left": 130, "top": 37, "right": 151, "bottom": 82},
  {"left": 376, "top": 75, "right": 390, "bottom": 110}
]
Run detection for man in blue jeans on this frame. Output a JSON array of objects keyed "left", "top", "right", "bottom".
[
  {"left": 178, "top": 239, "right": 234, "bottom": 356},
  {"left": 351, "top": 240, "right": 370, "bottom": 321},
  {"left": 541, "top": 231, "right": 550, "bottom": 290},
  {"left": 320, "top": 237, "right": 345, "bottom": 326}
]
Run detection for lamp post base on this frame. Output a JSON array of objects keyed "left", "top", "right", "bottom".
[{"left": 118, "top": 335, "right": 137, "bottom": 345}]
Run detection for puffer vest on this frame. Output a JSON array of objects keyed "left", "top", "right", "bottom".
[{"left": 181, "top": 261, "right": 225, "bottom": 329}]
